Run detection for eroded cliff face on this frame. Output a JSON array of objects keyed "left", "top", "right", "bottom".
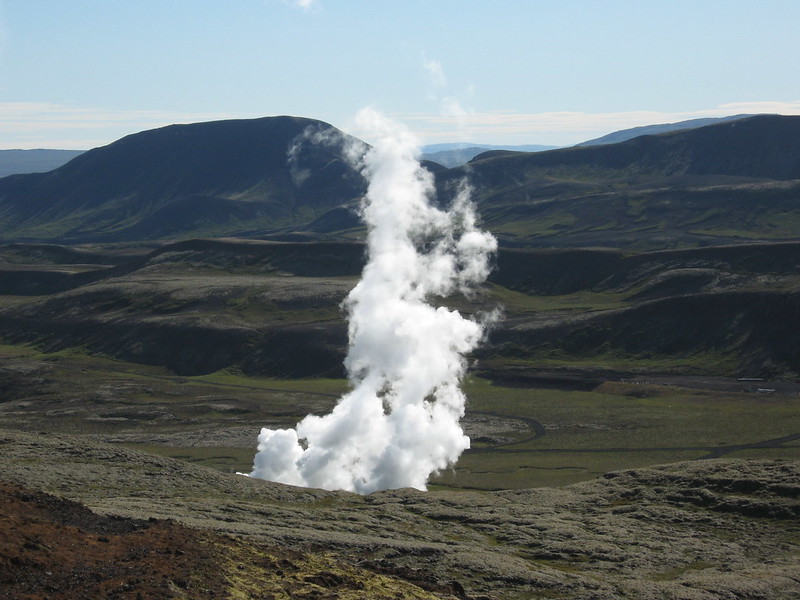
[{"left": 7, "top": 239, "right": 800, "bottom": 380}]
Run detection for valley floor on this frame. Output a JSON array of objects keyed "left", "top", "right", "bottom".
[{"left": 0, "top": 346, "right": 798, "bottom": 599}]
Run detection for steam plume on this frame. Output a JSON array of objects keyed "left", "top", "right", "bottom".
[{"left": 249, "top": 108, "right": 497, "bottom": 493}]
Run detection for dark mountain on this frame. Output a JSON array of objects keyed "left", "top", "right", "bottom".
[
  {"left": 576, "top": 114, "right": 755, "bottom": 147},
  {"left": 0, "top": 149, "right": 86, "bottom": 177},
  {"left": 0, "top": 116, "right": 366, "bottom": 243},
  {"left": 450, "top": 114, "right": 800, "bottom": 248},
  {"left": 465, "top": 115, "right": 800, "bottom": 180}
]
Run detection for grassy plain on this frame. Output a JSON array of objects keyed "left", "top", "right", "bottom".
[
  {"left": 438, "top": 377, "right": 800, "bottom": 488},
  {"left": 2, "top": 342, "right": 797, "bottom": 491}
]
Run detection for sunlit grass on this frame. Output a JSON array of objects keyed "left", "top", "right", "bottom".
[
  {"left": 131, "top": 445, "right": 257, "bottom": 473},
  {"left": 486, "top": 283, "right": 628, "bottom": 313},
  {"left": 194, "top": 370, "right": 350, "bottom": 396},
  {"left": 481, "top": 349, "right": 741, "bottom": 376},
  {"left": 448, "top": 376, "right": 800, "bottom": 489}
]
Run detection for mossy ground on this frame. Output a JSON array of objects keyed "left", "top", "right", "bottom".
[{"left": 2, "top": 343, "right": 797, "bottom": 491}]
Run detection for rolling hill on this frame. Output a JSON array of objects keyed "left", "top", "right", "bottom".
[
  {"left": 575, "top": 114, "right": 755, "bottom": 146},
  {"left": 452, "top": 114, "right": 800, "bottom": 248},
  {"left": 3, "top": 237, "right": 800, "bottom": 379},
  {"left": 0, "top": 114, "right": 799, "bottom": 250},
  {"left": 0, "top": 116, "right": 366, "bottom": 243},
  {"left": 2, "top": 114, "right": 799, "bottom": 372}
]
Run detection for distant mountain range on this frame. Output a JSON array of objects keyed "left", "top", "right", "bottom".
[
  {"left": 1, "top": 113, "right": 799, "bottom": 248},
  {"left": 420, "top": 143, "right": 557, "bottom": 167},
  {"left": 575, "top": 114, "right": 755, "bottom": 146},
  {"left": 418, "top": 115, "right": 758, "bottom": 166},
  {"left": 0, "top": 149, "right": 85, "bottom": 178},
  {"left": 0, "top": 115, "right": 761, "bottom": 176},
  {"left": 462, "top": 114, "right": 800, "bottom": 179}
]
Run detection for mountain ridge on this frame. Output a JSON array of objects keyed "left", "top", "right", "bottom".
[
  {"left": 575, "top": 113, "right": 757, "bottom": 147},
  {"left": 1, "top": 114, "right": 799, "bottom": 247},
  {"left": 465, "top": 114, "right": 800, "bottom": 179},
  {"left": 0, "top": 116, "right": 366, "bottom": 243},
  {"left": 0, "top": 116, "right": 766, "bottom": 177}
]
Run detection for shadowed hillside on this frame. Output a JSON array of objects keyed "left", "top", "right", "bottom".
[
  {"left": 465, "top": 114, "right": 800, "bottom": 180},
  {"left": 441, "top": 115, "right": 800, "bottom": 248},
  {"left": 0, "top": 116, "right": 366, "bottom": 243}
]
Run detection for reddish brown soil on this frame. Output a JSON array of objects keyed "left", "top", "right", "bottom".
[
  {"left": 0, "top": 480, "right": 230, "bottom": 599},
  {"left": 0, "top": 480, "right": 460, "bottom": 600}
]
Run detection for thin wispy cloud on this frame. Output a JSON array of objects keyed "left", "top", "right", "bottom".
[
  {"left": 0, "top": 102, "right": 249, "bottom": 149},
  {"left": 423, "top": 58, "right": 447, "bottom": 88},
  {"left": 419, "top": 55, "right": 474, "bottom": 137},
  {"left": 287, "top": 0, "right": 318, "bottom": 13},
  {"left": 716, "top": 101, "right": 800, "bottom": 114},
  {"left": 397, "top": 101, "right": 800, "bottom": 146},
  {"left": 4, "top": 99, "right": 800, "bottom": 150},
  {"left": 439, "top": 97, "right": 468, "bottom": 118}
]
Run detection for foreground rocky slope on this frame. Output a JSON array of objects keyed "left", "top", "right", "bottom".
[
  {"left": 1, "top": 429, "right": 797, "bottom": 600},
  {"left": 0, "top": 480, "right": 450, "bottom": 600}
]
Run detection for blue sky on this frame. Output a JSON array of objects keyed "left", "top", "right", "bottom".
[{"left": 1, "top": 0, "right": 799, "bottom": 149}]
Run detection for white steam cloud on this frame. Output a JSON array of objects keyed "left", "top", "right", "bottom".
[
  {"left": 423, "top": 58, "right": 448, "bottom": 88},
  {"left": 248, "top": 108, "right": 497, "bottom": 494},
  {"left": 421, "top": 54, "right": 473, "bottom": 134}
]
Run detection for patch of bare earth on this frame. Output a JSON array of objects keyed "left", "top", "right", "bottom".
[{"left": 0, "top": 480, "right": 458, "bottom": 600}]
